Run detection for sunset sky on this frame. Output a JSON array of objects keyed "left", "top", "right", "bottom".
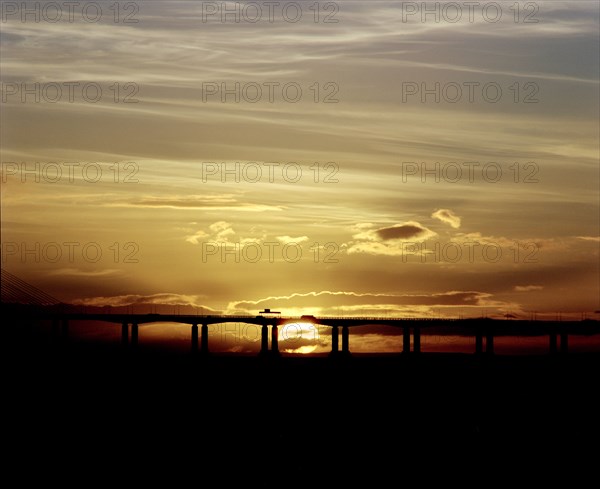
[{"left": 1, "top": 0, "right": 599, "bottom": 351}]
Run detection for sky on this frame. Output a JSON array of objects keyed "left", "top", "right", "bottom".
[{"left": 1, "top": 1, "right": 599, "bottom": 352}]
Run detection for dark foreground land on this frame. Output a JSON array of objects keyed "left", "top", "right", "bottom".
[{"left": 5, "top": 337, "right": 600, "bottom": 451}]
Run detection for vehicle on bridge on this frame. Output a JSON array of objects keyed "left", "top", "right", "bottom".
[{"left": 259, "top": 308, "right": 281, "bottom": 314}]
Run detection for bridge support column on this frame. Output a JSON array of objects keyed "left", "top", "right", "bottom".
[
  {"left": 121, "top": 322, "right": 129, "bottom": 347},
  {"left": 403, "top": 326, "right": 410, "bottom": 354},
  {"left": 486, "top": 330, "right": 494, "bottom": 355},
  {"left": 475, "top": 331, "right": 483, "bottom": 355},
  {"left": 271, "top": 324, "right": 279, "bottom": 355},
  {"left": 330, "top": 325, "right": 339, "bottom": 355},
  {"left": 549, "top": 332, "right": 557, "bottom": 354},
  {"left": 201, "top": 324, "right": 209, "bottom": 354},
  {"left": 341, "top": 325, "right": 350, "bottom": 355},
  {"left": 413, "top": 326, "right": 420, "bottom": 353},
  {"left": 560, "top": 332, "right": 568, "bottom": 354},
  {"left": 131, "top": 323, "right": 138, "bottom": 349},
  {"left": 260, "top": 324, "right": 269, "bottom": 355},
  {"left": 191, "top": 324, "right": 198, "bottom": 353}
]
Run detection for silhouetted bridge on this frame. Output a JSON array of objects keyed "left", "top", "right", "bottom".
[{"left": 14, "top": 310, "right": 600, "bottom": 356}]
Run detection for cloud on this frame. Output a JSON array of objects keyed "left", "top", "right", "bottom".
[
  {"left": 112, "top": 195, "right": 282, "bottom": 212},
  {"left": 345, "top": 221, "right": 590, "bottom": 263},
  {"left": 186, "top": 223, "right": 317, "bottom": 256},
  {"left": 514, "top": 285, "right": 544, "bottom": 292},
  {"left": 359, "top": 222, "right": 435, "bottom": 242},
  {"left": 186, "top": 221, "right": 265, "bottom": 245},
  {"left": 3, "top": 1, "right": 597, "bottom": 322},
  {"left": 227, "top": 289, "right": 502, "bottom": 317},
  {"left": 377, "top": 224, "right": 429, "bottom": 241},
  {"left": 223, "top": 289, "right": 528, "bottom": 321},
  {"left": 431, "top": 209, "right": 461, "bottom": 229},
  {"left": 72, "top": 293, "right": 218, "bottom": 312},
  {"left": 276, "top": 235, "right": 309, "bottom": 245},
  {"left": 185, "top": 230, "right": 210, "bottom": 244},
  {"left": 208, "top": 220, "right": 236, "bottom": 240},
  {"left": 346, "top": 221, "right": 437, "bottom": 256},
  {"left": 453, "top": 233, "right": 576, "bottom": 253},
  {"left": 48, "top": 268, "right": 121, "bottom": 277}
]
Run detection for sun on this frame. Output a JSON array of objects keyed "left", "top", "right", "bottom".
[{"left": 279, "top": 321, "right": 320, "bottom": 344}]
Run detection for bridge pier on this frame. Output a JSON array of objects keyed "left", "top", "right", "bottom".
[
  {"left": 401, "top": 326, "right": 424, "bottom": 354},
  {"left": 475, "top": 330, "right": 483, "bottom": 355},
  {"left": 560, "top": 331, "right": 568, "bottom": 354},
  {"left": 413, "top": 326, "right": 421, "bottom": 353},
  {"left": 201, "top": 324, "right": 209, "bottom": 354},
  {"left": 258, "top": 323, "right": 279, "bottom": 356},
  {"left": 271, "top": 324, "right": 279, "bottom": 355},
  {"left": 260, "top": 324, "right": 269, "bottom": 355},
  {"left": 121, "top": 322, "right": 129, "bottom": 347},
  {"left": 191, "top": 324, "right": 198, "bottom": 353},
  {"left": 330, "top": 325, "right": 339, "bottom": 355},
  {"left": 486, "top": 330, "right": 494, "bottom": 355},
  {"left": 341, "top": 325, "right": 350, "bottom": 355},
  {"left": 403, "top": 326, "right": 410, "bottom": 354},
  {"left": 131, "top": 323, "right": 138, "bottom": 349}
]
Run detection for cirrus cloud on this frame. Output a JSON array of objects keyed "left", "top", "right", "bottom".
[{"left": 514, "top": 285, "right": 544, "bottom": 292}]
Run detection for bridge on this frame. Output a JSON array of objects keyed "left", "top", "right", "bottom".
[
  {"left": 8, "top": 307, "right": 600, "bottom": 356},
  {"left": 2, "top": 270, "right": 599, "bottom": 356}
]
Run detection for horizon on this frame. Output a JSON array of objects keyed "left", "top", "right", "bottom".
[{"left": 5, "top": 289, "right": 600, "bottom": 355}]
